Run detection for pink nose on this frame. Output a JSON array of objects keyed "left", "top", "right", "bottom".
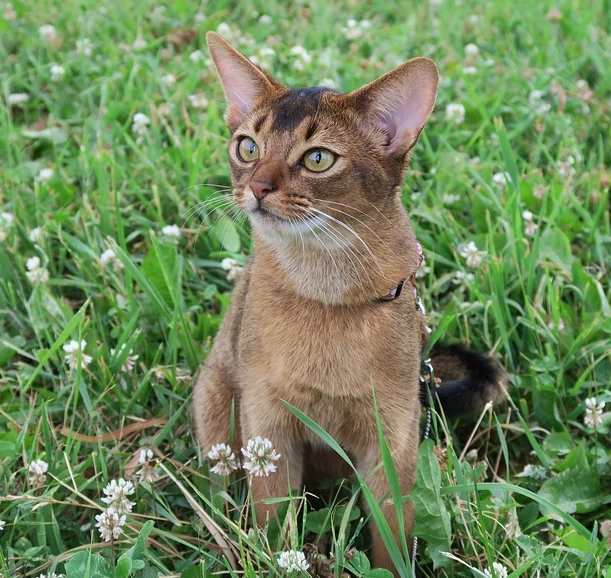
[{"left": 251, "top": 180, "right": 274, "bottom": 200}]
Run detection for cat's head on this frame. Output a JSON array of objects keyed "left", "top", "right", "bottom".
[{"left": 207, "top": 32, "right": 438, "bottom": 246}]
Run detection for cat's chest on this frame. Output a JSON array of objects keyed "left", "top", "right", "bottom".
[{"left": 238, "top": 288, "right": 420, "bottom": 398}]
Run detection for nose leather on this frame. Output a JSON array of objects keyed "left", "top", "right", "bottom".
[{"left": 250, "top": 180, "right": 274, "bottom": 200}]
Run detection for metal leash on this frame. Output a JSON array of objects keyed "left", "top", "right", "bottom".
[{"left": 411, "top": 293, "right": 435, "bottom": 577}]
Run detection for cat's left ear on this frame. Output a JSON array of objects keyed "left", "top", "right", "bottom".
[{"left": 348, "top": 57, "right": 439, "bottom": 156}]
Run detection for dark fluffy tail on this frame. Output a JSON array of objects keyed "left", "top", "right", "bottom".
[{"left": 422, "top": 344, "right": 508, "bottom": 418}]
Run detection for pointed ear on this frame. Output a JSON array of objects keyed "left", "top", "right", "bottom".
[
  {"left": 348, "top": 57, "right": 439, "bottom": 156},
  {"left": 206, "top": 32, "right": 282, "bottom": 131}
]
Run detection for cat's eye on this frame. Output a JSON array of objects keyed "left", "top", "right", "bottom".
[
  {"left": 303, "top": 149, "right": 335, "bottom": 172},
  {"left": 237, "top": 137, "right": 259, "bottom": 162}
]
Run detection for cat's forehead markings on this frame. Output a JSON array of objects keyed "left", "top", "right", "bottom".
[
  {"left": 269, "top": 86, "right": 338, "bottom": 133},
  {"left": 253, "top": 114, "right": 268, "bottom": 133}
]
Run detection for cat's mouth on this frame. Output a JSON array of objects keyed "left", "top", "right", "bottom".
[{"left": 253, "top": 206, "right": 291, "bottom": 223}]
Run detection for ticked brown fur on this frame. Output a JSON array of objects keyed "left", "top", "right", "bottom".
[{"left": 194, "top": 32, "right": 444, "bottom": 574}]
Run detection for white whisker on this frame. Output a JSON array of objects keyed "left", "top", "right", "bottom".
[{"left": 308, "top": 207, "right": 385, "bottom": 278}]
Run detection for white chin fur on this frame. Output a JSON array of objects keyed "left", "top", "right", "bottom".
[{"left": 251, "top": 212, "right": 331, "bottom": 246}]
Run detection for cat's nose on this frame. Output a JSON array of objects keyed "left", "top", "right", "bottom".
[{"left": 250, "top": 180, "right": 274, "bottom": 201}]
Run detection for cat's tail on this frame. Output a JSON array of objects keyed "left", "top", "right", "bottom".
[{"left": 422, "top": 344, "right": 508, "bottom": 418}]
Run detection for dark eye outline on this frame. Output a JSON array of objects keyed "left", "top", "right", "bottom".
[
  {"left": 301, "top": 148, "right": 337, "bottom": 173},
  {"left": 236, "top": 136, "right": 259, "bottom": 162}
]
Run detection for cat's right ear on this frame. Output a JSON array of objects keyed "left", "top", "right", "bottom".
[{"left": 207, "top": 32, "right": 282, "bottom": 131}]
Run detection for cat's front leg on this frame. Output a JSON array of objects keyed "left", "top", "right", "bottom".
[{"left": 240, "top": 394, "right": 303, "bottom": 527}]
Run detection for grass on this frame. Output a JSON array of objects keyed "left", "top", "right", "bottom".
[{"left": 1, "top": 0, "right": 610, "bottom": 576}]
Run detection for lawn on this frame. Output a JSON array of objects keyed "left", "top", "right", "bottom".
[{"left": 1, "top": 0, "right": 610, "bottom": 577}]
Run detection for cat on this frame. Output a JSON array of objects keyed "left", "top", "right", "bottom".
[{"left": 193, "top": 32, "right": 507, "bottom": 575}]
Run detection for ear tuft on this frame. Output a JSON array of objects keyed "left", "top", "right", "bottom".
[
  {"left": 348, "top": 57, "right": 439, "bottom": 156},
  {"left": 206, "top": 32, "right": 283, "bottom": 131}
]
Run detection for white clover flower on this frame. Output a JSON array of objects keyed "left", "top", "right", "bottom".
[
  {"left": 458, "top": 242, "right": 486, "bottom": 269},
  {"left": 189, "top": 49, "right": 204, "bottom": 62},
  {"left": 524, "top": 220, "right": 538, "bottom": 237},
  {"left": 321, "top": 77, "right": 338, "bottom": 89},
  {"left": 0, "top": 212, "right": 14, "bottom": 241},
  {"left": 289, "top": 45, "right": 312, "bottom": 71},
  {"left": 162, "top": 73, "right": 176, "bottom": 87},
  {"left": 441, "top": 193, "right": 460, "bottom": 205},
  {"left": 208, "top": 443, "right": 240, "bottom": 475},
  {"left": 241, "top": 436, "right": 281, "bottom": 476},
  {"left": 516, "top": 464, "right": 548, "bottom": 480},
  {"left": 110, "top": 344, "right": 139, "bottom": 373},
  {"left": 452, "top": 270, "right": 475, "bottom": 285},
  {"left": 35, "top": 573, "right": 65, "bottom": 578},
  {"left": 584, "top": 397, "right": 606, "bottom": 429},
  {"left": 133, "top": 37, "right": 147, "bottom": 50},
  {"left": 221, "top": 257, "right": 243, "bottom": 282},
  {"left": 160, "top": 224, "right": 181, "bottom": 242},
  {"left": 188, "top": 93, "right": 209, "bottom": 109},
  {"left": 522, "top": 210, "right": 538, "bottom": 236},
  {"left": 0, "top": 520, "right": 5, "bottom": 531},
  {"left": 194, "top": 13, "right": 206, "bottom": 23},
  {"left": 36, "top": 168, "right": 54, "bottom": 183},
  {"left": 131, "top": 112, "right": 150, "bottom": 135},
  {"left": 101, "top": 478, "right": 136, "bottom": 515},
  {"left": 29, "top": 227, "right": 42, "bottom": 243},
  {"left": 558, "top": 156, "right": 576, "bottom": 179},
  {"left": 492, "top": 172, "right": 509, "bottom": 188},
  {"left": 95, "top": 509, "right": 126, "bottom": 542},
  {"left": 484, "top": 562, "right": 509, "bottom": 578},
  {"left": 258, "top": 14, "right": 272, "bottom": 24},
  {"left": 464, "top": 43, "right": 480, "bottom": 58},
  {"left": 445, "top": 103, "right": 465, "bottom": 124},
  {"left": 100, "top": 248, "right": 123, "bottom": 271},
  {"left": 76, "top": 38, "right": 93, "bottom": 56},
  {"left": 3, "top": 3, "right": 16, "bottom": 20},
  {"left": 463, "top": 66, "right": 477, "bottom": 75},
  {"left": 139, "top": 449, "right": 153, "bottom": 465},
  {"left": 28, "top": 459, "right": 49, "bottom": 488},
  {"left": 63, "top": 339, "right": 92, "bottom": 370},
  {"left": 277, "top": 550, "right": 309, "bottom": 572},
  {"left": 528, "top": 89, "right": 551, "bottom": 115},
  {"left": 342, "top": 19, "right": 361, "bottom": 40},
  {"left": 7, "top": 92, "right": 29, "bottom": 106},
  {"left": 216, "top": 22, "right": 234, "bottom": 39},
  {"left": 136, "top": 448, "right": 159, "bottom": 484},
  {"left": 39, "top": 25, "right": 57, "bottom": 44},
  {"left": 25, "top": 256, "right": 49, "bottom": 283},
  {"left": 50, "top": 64, "right": 65, "bottom": 82}
]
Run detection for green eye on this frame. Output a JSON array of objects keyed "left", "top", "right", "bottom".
[
  {"left": 237, "top": 137, "right": 259, "bottom": 162},
  {"left": 303, "top": 149, "right": 335, "bottom": 172}
]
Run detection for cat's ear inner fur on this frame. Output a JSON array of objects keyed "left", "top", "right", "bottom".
[
  {"left": 206, "top": 31, "right": 283, "bottom": 131},
  {"left": 348, "top": 58, "right": 439, "bottom": 156}
]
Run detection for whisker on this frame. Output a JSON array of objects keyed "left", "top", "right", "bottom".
[
  {"left": 178, "top": 183, "right": 234, "bottom": 195},
  {"left": 311, "top": 199, "right": 400, "bottom": 261},
  {"left": 312, "top": 216, "right": 377, "bottom": 292},
  {"left": 308, "top": 207, "right": 385, "bottom": 278},
  {"left": 180, "top": 197, "right": 235, "bottom": 227},
  {"left": 311, "top": 197, "right": 383, "bottom": 227},
  {"left": 216, "top": 206, "right": 246, "bottom": 251},
  {"left": 300, "top": 216, "right": 342, "bottom": 283},
  {"left": 362, "top": 198, "right": 396, "bottom": 227}
]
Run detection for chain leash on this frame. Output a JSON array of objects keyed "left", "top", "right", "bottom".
[{"left": 411, "top": 291, "right": 435, "bottom": 577}]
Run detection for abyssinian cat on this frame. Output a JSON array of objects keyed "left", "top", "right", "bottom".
[{"left": 194, "top": 32, "right": 507, "bottom": 574}]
